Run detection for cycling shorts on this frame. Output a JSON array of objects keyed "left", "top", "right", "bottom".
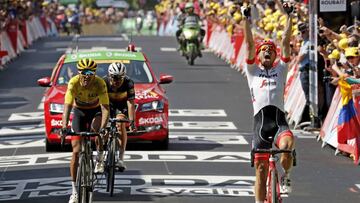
[
  {"left": 252, "top": 105, "right": 293, "bottom": 161},
  {"left": 71, "top": 106, "right": 101, "bottom": 140},
  {"left": 110, "top": 105, "right": 128, "bottom": 118}
]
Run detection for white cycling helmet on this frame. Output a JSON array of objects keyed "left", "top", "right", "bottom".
[{"left": 108, "top": 62, "right": 126, "bottom": 76}]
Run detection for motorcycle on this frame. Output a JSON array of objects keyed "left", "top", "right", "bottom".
[{"left": 181, "top": 24, "right": 201, "bottom": 65}]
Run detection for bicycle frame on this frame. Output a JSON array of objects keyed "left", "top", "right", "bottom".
[
  {"left": 67, "top": 132, "right": 100, "bottom": 203},
  {"left": 251, "top": 149, "right": 296, "bottom": 203},
  {"left": 104, "top": 118, "right": 129, "bottom": 197}
]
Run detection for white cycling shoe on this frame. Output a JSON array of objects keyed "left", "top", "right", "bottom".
[
  {"left": 94, "top": 152, "right": 105, "bottom": 173},
  {"left": 280, "top": 175, "right": 292, "bottom": 194},
  {"left": 68, "top": 193, "right": 78, "bottom": 203},
  {"left": 115, "top": 160, "right": 127, "bottom": 172}
]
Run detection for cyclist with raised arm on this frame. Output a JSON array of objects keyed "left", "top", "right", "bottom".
[
  {"left": 242, "top": 3, "right": 295, "bottom": 203},
  {"left": 103, "top": 62, "right": 136, "bottom": 171},
  {"left": 61, "top": 58, "right": 110, "bottom": 203}
]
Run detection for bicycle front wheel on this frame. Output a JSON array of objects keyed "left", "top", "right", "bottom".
[
  {"left": 271, "top": 170, "right": 279, "bottom": 203},
  {"left": 106, "top": 138, "right": 116, "bottom": 196},
  {"left": 77, "top": 154, "right": 91, "bottom": 203}
]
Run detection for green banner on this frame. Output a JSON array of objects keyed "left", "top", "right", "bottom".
[
  {"left": 59, "top": 0, "right": 79, "bottom": 5},
  {"left": 64, "top": 50, "right": 145, "bottom": 63}
]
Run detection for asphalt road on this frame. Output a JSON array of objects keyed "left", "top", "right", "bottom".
[{"left": 0, "top": 35, "right": 359, "bottom": 203}]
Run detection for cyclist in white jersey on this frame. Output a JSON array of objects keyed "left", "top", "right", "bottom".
[{"left": 242, "top": 3, "right": 295, "bottom": 203}]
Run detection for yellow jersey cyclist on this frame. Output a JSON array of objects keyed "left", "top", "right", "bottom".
[
  {"left": 242, "top": 3, "right": 295, "bottom": 203},
  {"left": 60, "top": 58, "right": 110, "bottom": 203},
  {"left": 103, "top": 62, "right": 136, "bottom": 171}
]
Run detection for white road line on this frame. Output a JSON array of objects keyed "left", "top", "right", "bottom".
[
  {"left": 0, "top": 101, "right": 28, "bottom": 105},
  {"left": 160, "top": 47, "right": 212, "bottom": 53},
  {"left": 356, "top": 184, "right": 360, "bottom": 189},
  {"left": 169, "top": 121, "right": 237, "bottom": 130},
  {"left": 8, "top": 112, "right": 44, "bottom": 121},
  {"left": 169, "top": 109, "right": 226, "bottom": 117},
  {"left": 160, "top": 47, "right": 177, "bottom": 52},
  {"left": 0, "top": 124, "right": 44, "bottom": 136},
  {"left": 0, "top": 122, "right": 236, "bottom": 136},
  {"left": 8, "top": 109, "right": 227, "bottom": 121},
  {"left": 37, "top": 97, "right": 44, "bottom": 110},
  {"left": 0, "top": 151, "right": 251, "bottom": 168},
  {"left": 78, "top": 37, "right": 125, "bottom": 41},
  {"left": 23, "top": 49, "right": 37, "bottom": 53},
  {"left": 0, "top": 134, "right": 248, "bottom": 149},
  {"left": 0, "top": 175, "right": 256, "bottom": 201}
]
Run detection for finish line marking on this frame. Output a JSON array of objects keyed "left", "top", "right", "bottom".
[
  {"left": 0, "top": 151, "right": 251, "bottom": 168},
  {"left": 0, "top": 175, "right": 256, "bottom": 201}
]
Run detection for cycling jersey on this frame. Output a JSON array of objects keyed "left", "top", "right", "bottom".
[
  {"left": 245, "top": 57, "right": 290, "bottom": 116},
  {"left": 103, "top": 76, "right": 135, "bottom": 117},
  {"left": 64, "top": 75, "right": 109, "bottom": 109}
]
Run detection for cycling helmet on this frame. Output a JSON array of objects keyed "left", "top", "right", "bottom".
[
  {"left": 185, "top": 2, "right": 194, "bottom": 9},
  {"left": 108, "top": 62, "right": 126, "bottom": 76},
  {"left": 256, "top": 40, "right": 277, "bottom": 55},
  {"left": 77, "top": 58, "right": 97, "bottom": 71}
]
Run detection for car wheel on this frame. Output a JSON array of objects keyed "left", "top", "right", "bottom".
[{"left": 45, "top": 139, "right": 57, "bottom": 152}]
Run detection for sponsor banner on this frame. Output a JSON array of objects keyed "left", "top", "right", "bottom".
[
  {"left": 135, "top": 90, "right": 159, "bottom": 100},
  {"left": 169, "top": 121, "right": 237, "bottom": 130},
  {"left": 0, "top": 151, "right": 250, "bottom": 168},
  {"left": 320, "top": 0, "right": 346, "bottom": 12},
  {"left": 0, "top": 175, "right": 256, "bottom": 200},
  {"left": 169, "top": 109, "right": 226, "bottom": 117},
  {"left": 139, "top": 116, "right": 164, "bottom": 126}
]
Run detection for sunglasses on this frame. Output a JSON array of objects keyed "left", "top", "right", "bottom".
[
  {"left": 110, "top": 75, "right": 125, "bottom": 81},
  {"left": 260, "top": 45, "right": 275, "bottom": 52},
  {"left": 346, "top": 56, "right": 357, "bottom": 59},
  {"left": 79, "top": 70, "right": 95, "bottom": 76}
]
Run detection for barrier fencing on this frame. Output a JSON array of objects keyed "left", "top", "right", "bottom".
[{"left": 0, "top": 16, "right": 58, "bottom": 68}]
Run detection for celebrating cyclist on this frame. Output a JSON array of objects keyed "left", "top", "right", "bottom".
[
  {"left": 103, "top": 62, "right": 136, "bottom": 171},
  {"left": 61, "top": 58, "right": 110, "bottom": 203},
  {"left": 242, "top": 3, "right": 295, "bottom": 202}
]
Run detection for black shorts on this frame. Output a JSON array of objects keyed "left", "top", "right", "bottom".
[
  {"left": 252, "top": 105, "right": 293, "bottom": 152},
  {"left": 110, "top": 105, "right": 128, "bottom": 118},
  {"left": 72, "top": 106, "right": 102, "bottom": 134}
]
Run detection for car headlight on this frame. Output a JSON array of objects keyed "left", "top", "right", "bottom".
[
  {"left": 140, "top": 100, "right": 164, "bottom": 112},
  {"left": 50, "top": 103, "right": 64, "bottom": 114}
]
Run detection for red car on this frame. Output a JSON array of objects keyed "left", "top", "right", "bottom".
[{"left": 37, "top": 48, "right": 173, "bottom": 151}]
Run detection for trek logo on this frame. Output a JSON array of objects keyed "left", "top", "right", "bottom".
[
  {"left": 259, "top": 80, "right": 277, "bottom": 88},
  {"left": 258, "top": 73, "right": 278, "bottom": 78},
  {"left": 139, "top": 116, "right": 163, "bottom": 125}
]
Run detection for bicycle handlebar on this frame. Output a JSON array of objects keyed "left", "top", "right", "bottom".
[
  {"left": 252, "top": 148, "right": 294, "bottom": 155},
  {"left": 109, "top": 118, "right": 130, "bottom": 123},
  {"left": 250, "top": 148, "right": 297, "bottom": 168}
]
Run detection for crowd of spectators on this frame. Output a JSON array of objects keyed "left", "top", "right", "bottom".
[{"left": 155, "top": 0, "right": 360, "bottom": 126}]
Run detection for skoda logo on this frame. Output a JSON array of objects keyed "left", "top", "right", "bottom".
[
  {"left": 71, "top": 54, "right": 77, "bottom": 60},
  {"left": 106, "top": 52, "right": 112, "bottom": 57}
]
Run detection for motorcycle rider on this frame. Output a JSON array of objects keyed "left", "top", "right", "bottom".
[{"left": 176, "top": 2, "right": 205, "bottom": 57}]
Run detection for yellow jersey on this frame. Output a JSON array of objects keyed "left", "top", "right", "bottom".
[{"left": 64, "top": 75, "right": 109, "bottom": 109}]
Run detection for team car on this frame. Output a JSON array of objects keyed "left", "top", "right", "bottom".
[{"left": 37, "top": 47, "right": 173, "bottom": 151}]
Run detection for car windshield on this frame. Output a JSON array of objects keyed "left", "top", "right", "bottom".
[{"left": 56, "top": 60, "right": 153, "bottom": 85}]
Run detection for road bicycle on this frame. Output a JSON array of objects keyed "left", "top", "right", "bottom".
[
  {"left": 104, "top": 117, "right": 129, "bottom": 197},
  {"left": 62, "top": 131, "right": 100, "bottom": 203},
  {"left": 251, "top": 148, "right": 296, "bottom": 203}
]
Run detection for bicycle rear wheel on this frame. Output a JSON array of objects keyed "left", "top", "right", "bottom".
[{"left": 106, "top": 138, "right": 116, "bottom": 196}]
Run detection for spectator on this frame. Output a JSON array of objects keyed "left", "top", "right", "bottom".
[{"left": 296, "top": 22, "right": 311, "bottom": 123}]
